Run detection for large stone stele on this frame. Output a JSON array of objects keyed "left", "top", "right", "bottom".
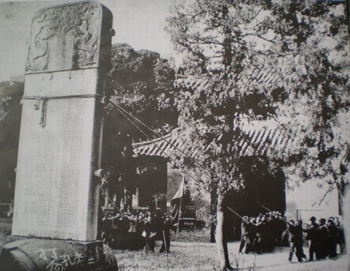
[{"left": 11, "top": 1, "right": 113, "bottom": 241}]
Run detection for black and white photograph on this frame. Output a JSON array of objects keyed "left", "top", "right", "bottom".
[{"left": 0, "top": 0, "right": 349, "bottom": 270}]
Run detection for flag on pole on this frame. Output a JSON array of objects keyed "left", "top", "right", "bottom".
[
  {"left": 171, "top": 175, "right": 185, "bottom": 223},
  {"left": 172, "top": 176, "right": 185, "bottom": 201}
]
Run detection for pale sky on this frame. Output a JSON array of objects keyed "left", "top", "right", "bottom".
[{"left": 0, "top": 0, "right": 180, "bottom": 82}]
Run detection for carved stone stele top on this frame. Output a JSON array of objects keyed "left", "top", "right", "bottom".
[{"left": 26, "top": 1, "right": 112, "bottom": 73}]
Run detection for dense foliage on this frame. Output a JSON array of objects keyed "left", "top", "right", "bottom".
[
  {"left": 0, "top": 81, "right": 23, "bottom": 214},
  {"left": 166, "top": 0, "right": 349, "bottom": 269},
  {"left": 167, "top": 0, "right": 349, "bottom": 189},
  {"left": 108, "top": 43, "right": 178, "bottom": 138}
]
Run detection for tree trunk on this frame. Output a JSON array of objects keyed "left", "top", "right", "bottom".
[
  {"left": 337, "top": 181, "right": 350, "bottom": 216},
  {"left": 216, "top": 193, "right": 233, "bottom": 271},
  {"left": 338, "top": 182, "right": 350, "bottom": 270},
  {"left": 211, "top": 186, "right": 217, "bottom": 242}
]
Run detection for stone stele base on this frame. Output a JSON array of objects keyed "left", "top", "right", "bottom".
[{"left": 0, "top": 238, "right": 118, "bottom": 271}]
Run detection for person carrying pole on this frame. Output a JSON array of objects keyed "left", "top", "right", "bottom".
[
  {"left": 288, "top": 219, "right": 307, "bottom": 263},
  {"left": 159, "top": 215, "right": 176, "bottom": 253}
]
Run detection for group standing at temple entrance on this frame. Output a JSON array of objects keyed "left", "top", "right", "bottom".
[
  {"left": 238, "top": 212, "right": 345, "bottom": 264},
  {"left": 101, "top": 209, "right": 176, "bottom": 253}
]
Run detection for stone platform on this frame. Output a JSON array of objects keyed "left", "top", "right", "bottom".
[{"left": 0, "top": 238, "right": 118, "bottom": 271}]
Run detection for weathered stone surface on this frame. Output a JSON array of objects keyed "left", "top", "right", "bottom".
[
  {"left": 0, "top": 239, "right": 118, "bottom": 271},
  {"left": 13, "top": 71, "right": 99, "bottom": 240},
  {"left": 12, "top": 1, "right": 113, "bottom": 241},
  {"left": 26, "top": 1, "right": 112, "bottom": 73}
]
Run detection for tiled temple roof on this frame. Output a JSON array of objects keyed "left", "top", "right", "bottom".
[
  {"left": 132, "top": 128, "right": 185, "bottom": 158},
  {"left": 133, "top": 73, "right": 300, "bottom": 159},
  {"left": 133, "top": 120, "right": 299, "bottom": 158}
]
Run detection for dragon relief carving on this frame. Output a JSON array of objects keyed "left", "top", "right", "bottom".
[{"left": 26, "top": 2, "right": 101, "bottom": 72}]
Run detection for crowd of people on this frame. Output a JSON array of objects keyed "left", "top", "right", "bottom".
[
  {"left": 238, "top": 211, "right": 286, "bottom": 254},
  {"left": 286, "top": 216, "right": 345, "bottom": 263},
  {"left": 101, "top": 209, "right": 176, "bottom": 252},
  {"left": 238, "top": 212, "right": 345, "bottom": 263},
  {"left": 101, "top": 208, "right": 345, "bottom": 263}
]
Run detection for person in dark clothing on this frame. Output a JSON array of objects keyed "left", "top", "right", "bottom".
[
  {"left": 335, "top": 217, "right": 345, "bottom": 254},
  {"left": 305, "top": 216, "right": 319, "bottom": 261},
  {"left": 246, "top": 217, "right": 257, "bottom": 253},
  {"left": 143, "top": 215, "right": 156, "bottom": 252},
  {"left": 159, "top": 215, "right": 175, "bottom": 253},
  {"left": 288, "top": 220, "right": 307, "bottom": 263},
  {"left": 328, "top": 217, "right": 338, "bottom": 258},
  {"left": 101, "top": 213, "right": 113, "bottom": 246},
  {"left": 317, "top": 218, "right": 330, "bottom": 259},
  {"left": 263, "top": 214, "right": 274, "bottom": 252},
  {"left": 254, "top": 216, "right": 263, "bottom": 254}
]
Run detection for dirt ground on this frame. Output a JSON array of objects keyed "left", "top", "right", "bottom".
[{"left": 115, "top": 241, "right": 349, "bottom": 271}]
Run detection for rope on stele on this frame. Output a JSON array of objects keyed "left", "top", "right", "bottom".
[
  {"left": 110, "top": 101, "right": 211, "bottom": 194},
  {"left": 22, "top": 94, "right": 99, "bottom": 127},
  {"left": 111, "top": 102, "right": 203, "bottom": 239},
  {"left": 109, "top": 100, "right": 291, "bottom": 224},
  {"left": 22, "top": 95, "right": 126, "bottom": 215},
  {"left": 99, "top": 184, "right": 122, "bottom": 214}
]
